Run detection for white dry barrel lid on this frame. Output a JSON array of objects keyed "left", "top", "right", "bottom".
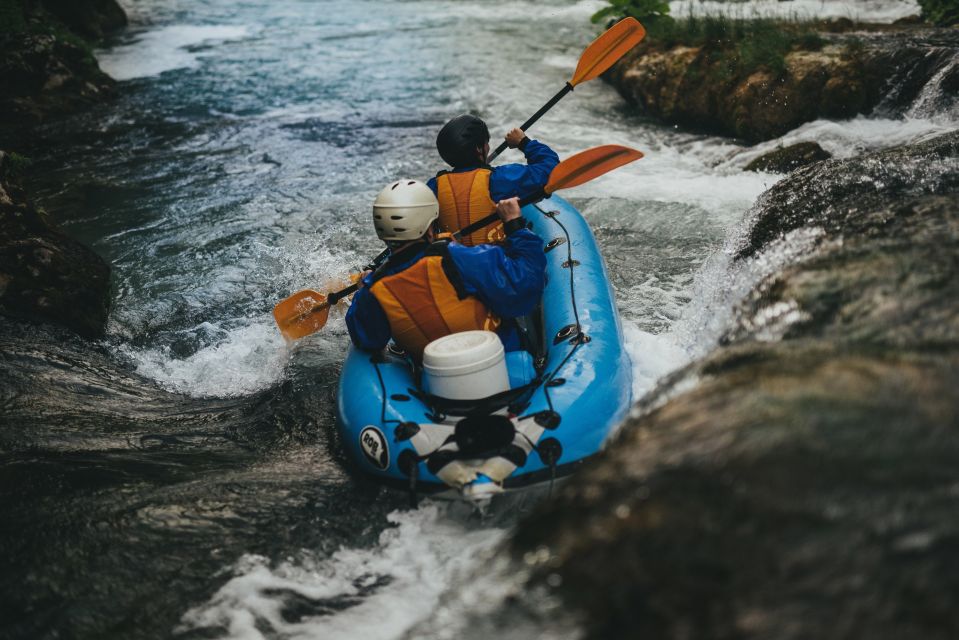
[{"left": 422, "top": 330, "right": 505, "bottom": 377}]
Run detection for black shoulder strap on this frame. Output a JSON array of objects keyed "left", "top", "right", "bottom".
[
  {"left": 370, "top": 240, "right": 430, "bottom": 284},
  {"left": 423, "top": 237, "right": 451, "bottom": 257}
]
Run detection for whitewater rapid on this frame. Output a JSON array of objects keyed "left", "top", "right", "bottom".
[{"left": 75, "top": 1, "right": 956, "bottom": 637}]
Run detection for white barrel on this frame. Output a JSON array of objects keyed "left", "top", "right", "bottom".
[{"left": 422, "top": 331, "right": 509, "bottom": 400}]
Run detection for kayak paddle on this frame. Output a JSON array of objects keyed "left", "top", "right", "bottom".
[
  {"left": 273, "top": 144, "right": 644, "bottom": 341},
  {"left": 486, "top": 17, "right": 646, "bottom": 164}
]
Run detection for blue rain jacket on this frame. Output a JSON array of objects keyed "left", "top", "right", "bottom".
[
  {"left": 426, "top": 139, "right": 559, "bottom": 202},
  {"left": 346, "top": 227, "right": 546, "bottom": 353}
]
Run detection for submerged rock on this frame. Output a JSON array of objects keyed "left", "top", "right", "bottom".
[
  {"left": 744, "top": 141, "right": 832, "bottom": 173},
  {"left": 510, "top": 130, "right": 959, "bottom": 639},
  {"left": 0, "top": 151, "right": 110, "bottom": 338}
]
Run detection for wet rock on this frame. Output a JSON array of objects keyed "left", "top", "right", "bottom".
[
  {"left": 510, "top": 132, "right": 959, "bottom": 639},
  {"left": 739, "top": 129, "right": 959, "bottom": 259},
  {"left": 745, "top": 141, "right": 832, "bottom": 173},
  {"left": 0, "top": 151, "right": 110, "bottom": 338},
  {"left": 0, "top": 0, "right": 126, "bottom": 145},
  {"left": 728, "top": 193, "right": 959, "bottom": 347},
  {"left": 32, "top": 0, "right": 128, "bottom": 41},
  {"left": 513, "top": 344, "right": 959, "bottom": 640},
  {"left": 0, "top": 33, "right": 114, "bottom": 143},
  {"left": 606, "top": 28, "right": 959, "bottom": 142}
]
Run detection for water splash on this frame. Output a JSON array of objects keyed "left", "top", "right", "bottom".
[
  {"left": 98, "top": 25, "right": 251, "bottom": 80},
  {"left": 177, "top": 503, "right": 507, "bottom": 640}
]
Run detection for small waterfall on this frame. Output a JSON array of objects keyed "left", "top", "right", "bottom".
[
  {"left": 906, "top": 55, "right": 959, "bottom": 120},
  {"left": 870, "top": 36, "right": 959, "bottom": 121}
]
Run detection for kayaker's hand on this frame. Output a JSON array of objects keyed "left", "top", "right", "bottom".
[
  {"left": 350, "top": 270, "right": 371, "bottom": 289},
  {"left": 504, "top": 128, "right": 527, "bottom": 149},
  {"left": 495, "top": 197, "right": 522, "bottom": 222}
]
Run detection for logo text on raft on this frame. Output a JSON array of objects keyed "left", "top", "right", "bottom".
[{"left": 360, "top": 426, "right": 389, "bottom": 470}]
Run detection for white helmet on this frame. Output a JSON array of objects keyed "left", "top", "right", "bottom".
[{"left": 372, "top": 179, "right": 439, "bottom": 241}]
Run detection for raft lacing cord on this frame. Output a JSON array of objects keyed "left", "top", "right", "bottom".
[
  {"left": 513, "top": 429, "right": 561, "bottom": 498},
  {"left": 408, "top": 459, "right": 419, "bottom": 509},
  {"left": 539, "top": 202, "right": 582, "bottom": 336},
  {"left": 372, "top": 358, "right": 402, "bottom": 426},
  {"left": 526, "top": 202, "right": 585, "bottom": 417},
  {"left": 511, "top": 202, "right": 590, "bottom": 497}
]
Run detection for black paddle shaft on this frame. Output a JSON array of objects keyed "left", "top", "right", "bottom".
[{"left": 487, "top": 82, "right": 573, "bottom": 164}]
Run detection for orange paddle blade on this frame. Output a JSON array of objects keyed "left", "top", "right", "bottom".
[
  {"left": 571, "top": 17, "right": 646, "bottom": 86},
  {"left": 545, "top": 145, "right": 644, "bottom": 194},
  {"left": 273, "top": 289, "right": 333, "bottom": 341}
]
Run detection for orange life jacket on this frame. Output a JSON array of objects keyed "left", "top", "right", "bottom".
[
  {"left": 435, "top": 168, "right": 505, "bottom": 247},
  {"left": 369, "top": 241, "right": 501, "bottom": 358}
]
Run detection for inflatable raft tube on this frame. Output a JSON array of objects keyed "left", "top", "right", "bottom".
[{"left": 336, "top": 195, "right": 632, "bottom": 502}]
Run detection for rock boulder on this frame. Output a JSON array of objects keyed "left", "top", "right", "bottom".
[{"left": 0, "top": 151, "right": 111, "bottom": 338}]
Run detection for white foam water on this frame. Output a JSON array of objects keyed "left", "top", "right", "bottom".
[
  {"left": 670, "top": 0, "right": 920, "bottom": 22},
  {"left": 727, "top": 115, "right": 959, "bottom": 170},
  {"left": 177, "top": 503, "right": 508, "bottom": 640},
  {"left": 118, "top": 321, "right": 290, "bottom": 398},
  {"left": 97, "top": 25, "right": 250, "bottom": 80}
]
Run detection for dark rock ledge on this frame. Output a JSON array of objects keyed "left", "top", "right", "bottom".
[
  {"left": 0, "top": 0, "right": 125, "bottom": 337},
  {"left": 0, "top": 0, "right": 127, "bottom": 145},
  {"left": 0, "top": 151, "right": 111, "bottom": 338},
  {"left": 510, "top": 130, "right": 959, "bottom": 640}
]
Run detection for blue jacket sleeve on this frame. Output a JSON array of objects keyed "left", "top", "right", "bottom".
[
  {"left": 426, "top": 176, "right": 438, "bottom": 195},
  {"left": 345, "top": 286, "right": 392, "bottom": 352},
  {"left": 488, "top": 139, "right": 560, "bottom": 203},
  {"left": 447, "top": 228, "right": 546, "bottom": 318}
]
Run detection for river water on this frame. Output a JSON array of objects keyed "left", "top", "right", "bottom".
[{"left": 2, "top": 0, "right": 955, "bottom": 638}]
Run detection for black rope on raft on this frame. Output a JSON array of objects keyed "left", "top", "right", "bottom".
[
  {"left": 372, "top": 356, "right": 402, "bottom": 426},
  {"left": 408, "top": 461, "right": 419, "bottom": 509},
  {"left": 526, "top": 202, "right": 587, "bottom": 418},
  {"left": 513, "top": 424, "right": 560, "bottom": 499},
  {"left": 540, "top": 341, "right": 582, "bottom": 415}
]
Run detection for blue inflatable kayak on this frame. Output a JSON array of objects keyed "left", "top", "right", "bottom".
[{"left": 336, "top": 195, "right": 632, "bottom": 502}]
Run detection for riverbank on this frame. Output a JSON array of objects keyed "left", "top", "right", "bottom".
[{"left": 605, "top": 18, "right": 959, "bottom": 142}]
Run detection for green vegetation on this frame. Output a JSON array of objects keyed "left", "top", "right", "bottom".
[
  {"left": 0, "top": 0, "right": 98, "bottom": 68},
  {"left": 591, "top": 0, "right": 824, "bottom": 77},
  {"left": 2, "top": 151, "right": 33, "bottom": 178},
  {"left": 0, "top": 0, "right": 27, "bottom": 34},
  {"left": 918, "top": 0, "right": 959, "bottom": 25},
  {"left": 591, "top": 0, "right": 672, "bottom": 29}
]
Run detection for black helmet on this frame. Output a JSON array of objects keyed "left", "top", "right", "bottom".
[{"left": 436, "top": 114, "right": 490, "bottom": 167}]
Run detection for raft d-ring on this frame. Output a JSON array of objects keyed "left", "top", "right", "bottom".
[
  {"left": 561, "top": 259, "right": 580, "bottom": 268},
  {"left": 534, "top": 410, "right": 561, "bottom": 430},
  {"left": 544, "top": 237, "right": 566, "bottom": 253},
  {"left": 394, "top": 422, "right": 420, "bottom": 441},
  {"left": 553, "top": 323, "right": 580, "bottom": 344}
]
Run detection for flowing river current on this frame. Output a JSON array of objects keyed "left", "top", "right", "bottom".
[{"left": 3, "top": 0, "right": 955, "bottom": 638}]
